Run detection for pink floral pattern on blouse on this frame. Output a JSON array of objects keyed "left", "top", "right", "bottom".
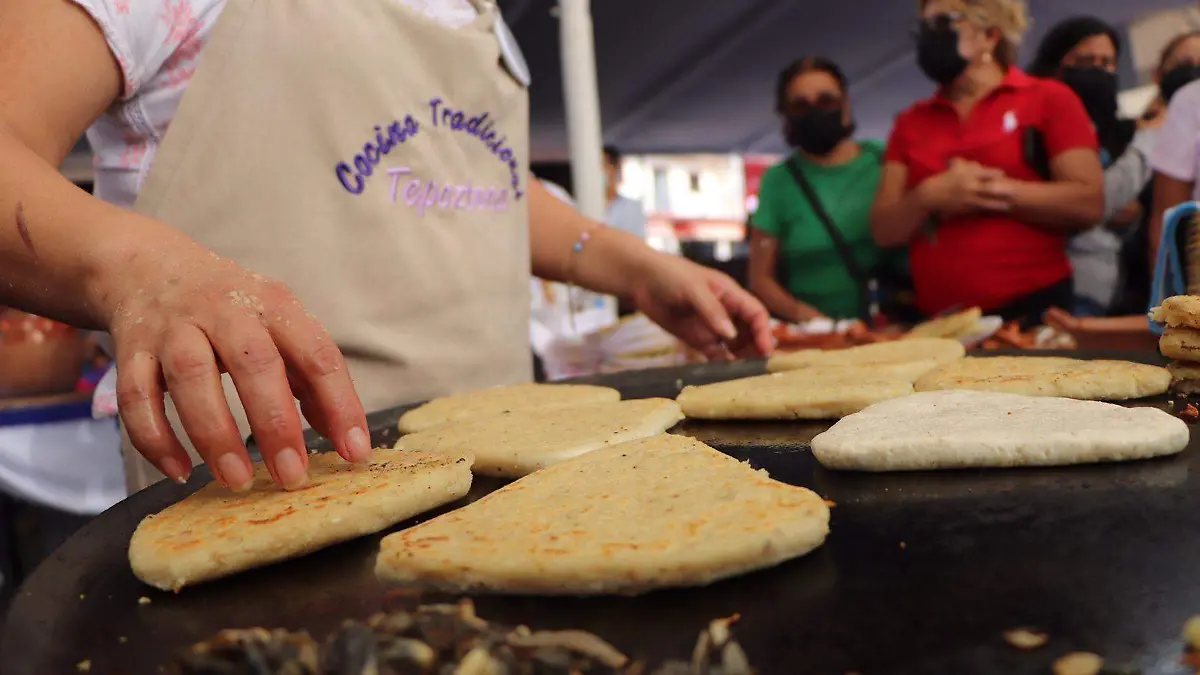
[
  {"left": 161, "top": 1, "right": 205, "bottom": 89},
  {"left": 117, "top": 130, "right": 147, "bottom": 170},
  {"left": 159, "top": 0, "right": 196, "bottom": 43},
  {"left": 70, "top": 0, "right": 478, "bottom": 210}
]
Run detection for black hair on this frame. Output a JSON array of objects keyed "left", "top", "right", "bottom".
[
  {"left": 602, "top": 145, "right": 620, "bottom": 165},
  {"left": 1027, "top": 16, "right": 1120, "bottom": 78},
  {"left": 773, "top": 57, "right": 848, "bottom": 115},
  {"left": 1028, "top": 16, "right": 1132, "bottom": 159}
]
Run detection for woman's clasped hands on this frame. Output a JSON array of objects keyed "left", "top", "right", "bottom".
[{"left": 918, "top": 157, "right": 1016, "bottom": 218}]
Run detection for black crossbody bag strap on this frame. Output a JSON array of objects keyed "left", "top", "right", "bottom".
[{"left": 783, "top": 157, "right": 873, "bottom": 322}]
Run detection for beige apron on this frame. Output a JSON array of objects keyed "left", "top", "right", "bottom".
[{"left": 122, "top": 0, "right": 532, "bottom": 492}]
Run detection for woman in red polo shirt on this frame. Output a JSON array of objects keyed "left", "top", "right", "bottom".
[{"left": 871, "top": 0, "right": 1104, "bottom": 325}]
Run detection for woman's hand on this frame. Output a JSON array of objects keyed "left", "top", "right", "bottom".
[
  {"left": 919, "top": 158, "right": 1012, "bottom": 218},
  {"left": 1108, "top": 200, "right": 1143, "bottom": 229},
  {"left": 98, "top": 240, "right": 370, "bottom": 492},
  {"left": 1042, "top": 307, "right": 1159, "bottom": 352},
  {"left": 1042, "top": 307, "right": 1085, "bottom": 334},
  {"left": 632, "top": 255, "right": 774, "bottom": 361}
]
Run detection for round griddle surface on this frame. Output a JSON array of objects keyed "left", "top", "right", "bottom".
[{"left": 5, "top": 353, "right": 1199, "bottom": 675}]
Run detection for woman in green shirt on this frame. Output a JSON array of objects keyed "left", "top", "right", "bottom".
[{"left": 749, "top": 57, "right": 905, "bottom": 322}]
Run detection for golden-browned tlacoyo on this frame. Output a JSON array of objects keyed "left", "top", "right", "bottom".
[
  {"left": 394, "top": 398, "right": 684, "bottom": 478},
  {"left": 375, "top": 434, "right": 830, "bottom": 595},
  {"left": 397, "top": 383, "right": 620, "bottom": 434},
  {"left": 914, "top": 356, "right": 1170, "bottom": 401},
  {"left": 129, "top": 449, "right": 473, "bottom": 591}
]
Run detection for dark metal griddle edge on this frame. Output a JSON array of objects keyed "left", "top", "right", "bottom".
[{"left": 6, "top": 351, "right": 1200, "bottom": 675}]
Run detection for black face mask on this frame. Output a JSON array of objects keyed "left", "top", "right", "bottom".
[
  {"left": 785, "top": 108, "right": 854, "bottom": 156},
  {"left": 1060, "top": 66, "right": 1118, "bottom": 127},
  {"left": 916, "top": 23, "right": 968, "bottom": 86},
  {"left": 1161, "top": 64, "right": 1200, "bottom": 104}
]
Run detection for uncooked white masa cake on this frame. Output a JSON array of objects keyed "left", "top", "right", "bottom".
[{"left": 812, "top": 390, "right": 1189, "bottom": 472}]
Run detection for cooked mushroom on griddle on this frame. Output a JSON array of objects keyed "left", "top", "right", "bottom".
[
  {"left": 175, "top": 628, "right": 321, "bottom": 675},
  {"left": 688, "top": 615, "right": 754, "bottom": 675},
  {"left": 173, "top": 601, "right": 753, "bottom": 675}
]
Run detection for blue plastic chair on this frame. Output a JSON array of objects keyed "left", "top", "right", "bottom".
[{"left": 1149, "top": 201, "right": 1200, "bottom": 335}]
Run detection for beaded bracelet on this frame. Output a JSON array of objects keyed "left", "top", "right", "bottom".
[{"left": 564, "top": 226, "right": 602, "bottom": 332}]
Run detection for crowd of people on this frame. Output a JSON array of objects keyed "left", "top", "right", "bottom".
[{"left": 749, "top": 0, "right": 1200, "bottom": 332}]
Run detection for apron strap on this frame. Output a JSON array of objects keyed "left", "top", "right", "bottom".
[{"left": 465, "top": 0, "right": 531, "bottom": 87}]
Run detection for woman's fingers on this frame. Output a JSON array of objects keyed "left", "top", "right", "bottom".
[
  {"left": 208, "top": 311, "right": 309, "bottom": 490},
  {"left": 977, "top": 179, "right": 1014, "bottom": 200},
  {"left": 267, "top": 292, "right": 371, "bottom": 465},
  {"left": 973, "top": 166, "right": 1007, "bottom": 181},
  {"left": 967, "top": 182, "right": 1013, "bottom": 211},
  {"left": 1042, "top": 307, "right": 1078, "bottom": 332},
  {"left": 644, "top": 306, "right": 729, "bottom": 362},
  {"left": 687, "top": 282, "right": 738, "bottom": 343},
  {"left": 115, "top": 348, "right": 191, "bottom": 485},
  {"left": 692, "top": 331, "right": 734, "bottom": 361},
  {"left": 285, "top": 367, "right": 335, "bottom": 441},
  {"left": 103, "top": 244, "right": 372, "bottom": 489},
  {"left": 706, "top": 274, "right": 774, "bottom": 356},
  {"left": 159, "top": 324, "right": 255, "bottom": 492},
  {"left": 638, "top": 263, "right": 773, "bottom": 362}
]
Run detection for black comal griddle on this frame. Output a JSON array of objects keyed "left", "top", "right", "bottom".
[{"left": 5, "top": 351, "right": 1200, "bottom": 675}]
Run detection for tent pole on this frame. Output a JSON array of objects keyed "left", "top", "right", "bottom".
[{"left": 558, "top": 0, "right": 605, "bottom": 221}]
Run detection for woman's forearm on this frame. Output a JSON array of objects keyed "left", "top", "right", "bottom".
[
  {"left": 869, "top": 189, "right": 931, "bottom": 248},
  {"left": 0, "top": 127, "right": 187, "bottom": 330},
  {"left": 1007, "top": 179, "right": 1104, "bottom": 232},
  {"left": 745, "top": 231, "right": 819, "bottom": 321},
  {"left": 1006, "top": 147, "right": 1105, "bottom": 232},
  {"left": 0, "top": 1, "right": 152, "bottom": 328},
  {"left": 1102, "top": 146, "right": 1152, "bottom": 222},
  {"left": 527, "top": 178, "right": 659, "bottom": 300},
  {"left": 870, "top": 164, "right": 931, "bottom": 248},
  {"left": 749, "top": 275, "right": 814, "bottom": 322}
]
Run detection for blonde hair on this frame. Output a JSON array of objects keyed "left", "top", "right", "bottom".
[{"left": 919, "top": 0, "right": 1030, "bottom": 67}]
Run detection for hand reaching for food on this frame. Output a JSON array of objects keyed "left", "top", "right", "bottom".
[
  {"left": 101, "top": 240, "right": 370, "bottom": 492},
  {"left": 632, "top": 255, "right": 774, "bottom": 362},
  {"left": 1042, "top": 308, "right": 1159, "bottom": 352}
]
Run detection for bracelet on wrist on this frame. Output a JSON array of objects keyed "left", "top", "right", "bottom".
[{"left": 563, "top": 225, "right": 605, "bottom": 331}]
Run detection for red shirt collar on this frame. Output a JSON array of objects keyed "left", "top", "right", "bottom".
[{"left": 921, "top": 68, "right": 1035, "bottom": 109}]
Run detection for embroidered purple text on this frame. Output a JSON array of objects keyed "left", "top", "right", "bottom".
[
  {"left": 335, "top": 116, "right": 420, "bottom": 194},
  {"left": 386, "top": 167, "right": 510, "bottom": 217},
  {"left": 428, "top": 98, "right": 524, "bottom": 199}
]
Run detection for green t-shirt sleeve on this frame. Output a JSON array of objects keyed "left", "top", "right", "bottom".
[
  {"left": 860, "top": 139, "right": 886, "bottom": 161},
  {"left": 749, "top": 166, "right": 790, "bottom": 238}
]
